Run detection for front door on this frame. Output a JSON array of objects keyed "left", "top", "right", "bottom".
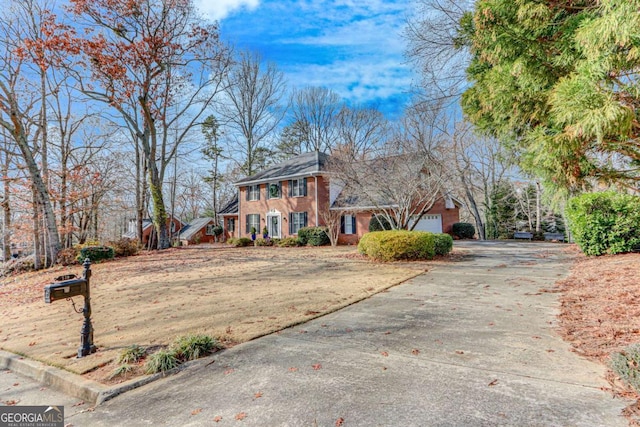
[{"left": 267, "top": 212, "right": 281, "bottom": 238}]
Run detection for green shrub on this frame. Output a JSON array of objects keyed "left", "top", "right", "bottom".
[
  {"left": 117, "top": 344, "right": 146, "bottom": 364},
  {"left": 77, "top": 245, "right": 114, "bottom": 263},
  {"left": 254, "top": 237, "right": 273, "bottom": 246},
  {"left": 171, "top": 334, "right": 220, "bottom": 362},
  {"left": 566, "top": 191, "right": 640, "bottom": 256},
  {"left": 57, "top": 247, "right": 79, "bottom": 266},
  {"left": 297, "top": 227, "right": 330, "bottom": 246},
  {"left": 369, "top": 214, "right": 395, "bottom": 232},
  {"left": 107, "top": 238, "right": 140, "bottom": 258},
  {"left": 610, "top": 344, "right": 640, "bottom": 393},
  {"left": 433, "top": 233, "right": 454, "bottom": 256},
  {"left": 144, "top": 349, "right": 180, "bottom": 374},
  {"left": 212, "top": 225, "right": 223, "bottom": 236},
  {"left": 358, "top": 230, "right": 436, "bottom": 262},
  {"left": 278, "top": 237, "right": 301, "bottom": 247},
  {"left": 228, "top": 237, "right": 253, "bottom": 247},
  {"left": 452, "top": 222, "right": 475, "bottom": 239}
]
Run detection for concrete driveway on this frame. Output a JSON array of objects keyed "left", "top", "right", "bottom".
[{"left": 10, "top": 241, "right": 632, "bottom": 426}]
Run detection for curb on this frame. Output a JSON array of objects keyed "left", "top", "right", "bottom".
[{"left": 0, "top": 350, "right": 164, "bottom": 406}]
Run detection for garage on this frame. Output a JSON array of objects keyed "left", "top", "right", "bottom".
[{"left": 411, "top": 214, "right": 443, "bottom": 233}]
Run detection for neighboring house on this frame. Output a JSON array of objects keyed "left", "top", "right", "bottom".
[
  {"left": 222, "top": 151, "right": 460, "bottom": 244},
  {"left": 122, "top": 217, "right": 184, "bottom": 245},
  {"left": 179, "top": 217, "right": 219, "bottom": 245}
]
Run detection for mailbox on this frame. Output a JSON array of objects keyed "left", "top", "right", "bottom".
[
  {"left": 43, "top": 259, "right": 96, "bottom": 358},
  {"left": 44, "top": 278, "right": 87, "bottom": 304}
]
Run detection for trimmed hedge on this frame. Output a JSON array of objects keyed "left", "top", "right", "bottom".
[
  {"left": 278, "top": 237, "right": 302, "bottom": 247},
  {"left": 297, "top": 227, "right": 330, "bottom": 246},
  {"left": 227, "top": 237, "right": 253, "bottom": 247},
  {"left": 358, "top": 230, "right": 436, "bottom": 262},
  {"left": 452, "top": 222, "right": 475, "bottom": 239},
  {"left": 566, "top": 191, "right": 640, "bottom": 256},
  {"left": 433, "top": 233, "right": 453, "bottom": 256},
  {"left": 78, "top": 246, "right": 114, "bottom": 263}
]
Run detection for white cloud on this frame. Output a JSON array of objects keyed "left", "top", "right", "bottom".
[
  {"left": 284, "top": 58, "right": 413, "bottom": 107},
  {"left": 195, "top": 0, "right": 260, "bottom": 21}
]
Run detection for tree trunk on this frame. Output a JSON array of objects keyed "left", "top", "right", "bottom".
[
  {"left": 148, "top": 164, "right": 170, "bottom": 249},
  {"left": 535, "top": 181, "right": 541, "bottom": 232},
  {"left": 2, "top": 149, "right": 10, "bottom": 261}
]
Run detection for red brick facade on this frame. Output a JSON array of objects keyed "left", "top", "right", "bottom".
[{"left": 237, "top": 176, "right": 330, "bottom": 239}]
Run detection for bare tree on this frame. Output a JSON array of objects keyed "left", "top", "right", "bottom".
[
  {"left": 404, "top": 0, "right": 473, "bottom": 101},
  {"left": 449, "top": 121, "right": 514, "bottom": 239},
  {"left": 70, "top": 0, "right": 231, "bottom": 249},
  {"left": 0, "top": 0, "right": 69, "bottom": 267},
  {"left": 288, "top": 87, "right": 341, "bottom": 154},
  {"left": 334, "top": 105, "right": 388, "bottom": 160},
  {"left": 220, "top": 51, "right": 286, "bottom": 176}
]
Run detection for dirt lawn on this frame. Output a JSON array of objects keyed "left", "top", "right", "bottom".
[{"left": 0, "top": 245, "right": 424, "bottom": 383}]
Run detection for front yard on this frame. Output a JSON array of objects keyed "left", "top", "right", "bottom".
[{"left": 0, "top": 245, "right": 424, "bottom": 383}]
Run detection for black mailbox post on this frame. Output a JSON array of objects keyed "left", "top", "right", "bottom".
[{"left": 44, "top": 258, "right": 97, "bottom": 358}]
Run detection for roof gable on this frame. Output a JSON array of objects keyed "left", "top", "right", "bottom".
[
  {"left": 179, "top": 217, "right": 215, "bottom": 241},
  {"left": 235, "top": 151, "right": 329, "bottom": 186}
]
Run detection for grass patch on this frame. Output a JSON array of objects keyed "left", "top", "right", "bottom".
[
  {"left": 171, "top": 333, "right": 221, "bottom": 362},
  {"left": 116, "top": 344, "right": 146, "bottom": 364},
  {"left": 144, "top": 349, "right": 180, "bottom": 374},
  {"left": 610, "top": 343, "right": 640, "bottom": 392}
]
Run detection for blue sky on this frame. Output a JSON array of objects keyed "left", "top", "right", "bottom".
[{"left": 195, "top": 0, "right": 416, "bottom": 117}]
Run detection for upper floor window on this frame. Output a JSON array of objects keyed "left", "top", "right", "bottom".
[
  {"left": 246, "top": 184, "right": 260, "bottom": 201},
  {"left": 267, "top": 182, "right": 281, "bottom": 199},
  {"left": 288, "top": 178, "right": 307, "bottom": 197}
]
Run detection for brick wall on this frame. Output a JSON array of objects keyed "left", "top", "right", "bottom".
[{"left": 238, "top": 176, "right": 329, "bottom": 238}]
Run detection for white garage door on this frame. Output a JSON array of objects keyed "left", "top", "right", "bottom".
[{"left": 412, "top": 214, "right": 442, "bottom": 233}]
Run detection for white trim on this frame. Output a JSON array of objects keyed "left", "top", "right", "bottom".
[
  {"left": 235, "top": 172, "right": 321, "bottom": 187},
  {"left": 266, "top": 211, "right": 282, "bottom": 238},
  {"left": 314, "top": 176, "right": 319, "bottom": 227}
]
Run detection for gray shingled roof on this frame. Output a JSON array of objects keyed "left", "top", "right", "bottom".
[
  {"left": 218, "top": 195, "right": 238, "bottom": 215},
  {"left": 179, "top": 217, "right": 215, "bottom": 241},
  {"left": 122, "top": 219, "right": 152, "bottom": 239},
  {"left": 235, "top": 151, "right": 329, "bottom": 185}
]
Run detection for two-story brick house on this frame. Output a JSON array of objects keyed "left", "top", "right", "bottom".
[{"left": 222, "top": 151, "right": 460, "bottom": 244}]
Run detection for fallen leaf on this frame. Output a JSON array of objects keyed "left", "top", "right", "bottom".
[
  {"left": 224, "top": 369, "right": 235, "bottom": 375},
  {"left": 488, "top": 379, "right": 498, "bottom": 386},
  {"left": 12, "top": 383, "right": 19, "bottom": 386},
  {"left": 382, "top": 367, "right": 387, "bottom": 371},
  {"left": 72, "top": 401, "right": 84, "bottom": 407},
  {"left": 235, "top": 412, "right": 247, "bottom": 420},
  {"left": 336, "top": 417, "right": 345, "bottom": 426},
  {"left": 191, "top": 408, "right": 202, "bottom": 415},
  {"left": 254, "top": 392, "right": 263, "bottom": 398},
  {"left": 4, "top": 400, "right": 18, "bottom": 405},
  {"left": 455, "top": 350, "right": 464, "bottom": 355},
  {"left": 531, "top": 336, "right": 541, "bottom": 340},
  {"left": 411, "top": 349, "right": 420, "bottom": 355},
  {"left": 288, "top": 367, "right": 298, "bottom": 372},
  {"left": 384, "top": 331, "right": 391, "bottom": 335},
  {"left": 381, "top": 351, "right": 389, "bottom": 357},
  {"left": 213, "top": 416, "right": 222, "bottom": 422},
  {"left": 28, "top": 341, "right": 36, "bottom": 346},
  {"left": 488, "top": 322, "right": 495, "bottom": 326},
  {"left": 312, "top": 364, "right": 322, "bottom": 370},
  {"left": 546, "top": 349, "right": 555, "bottom": 353}
]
